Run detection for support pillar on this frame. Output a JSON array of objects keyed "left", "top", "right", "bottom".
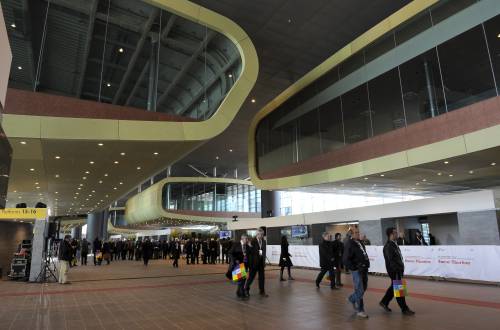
[
  {"left": 71, "top": 226, "right": 82, "bottom": 240},
  {"left": 261, "top": 190, "right": 281, "bottom": 218},
  {"left": 457, "top": 210, "right": 500, "bottom": 245},
  {"left": 86, "top": 212, "right": 105, "bottom": 243},
  {"left": 358, "top": 219, "right": 396, "bottom": 246}
]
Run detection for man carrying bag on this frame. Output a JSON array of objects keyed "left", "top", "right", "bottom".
[
  {"left": 227, "top": 234, "right": 250, "bottom": 299},
  {"left": 379, "top": 227, "right": 415, "bottom": 316}
]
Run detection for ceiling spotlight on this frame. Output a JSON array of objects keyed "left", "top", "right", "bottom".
[
  {"left": 153, "top": 152, "right": 159, "bottom": 155},
  {"left": 55, "top": 191, "right": 58, "bottom": 194},
  {"left": 86, "top": 198, "right": 89, "bottom": 201},
  {"left": 20, "top": 141, "right": 27, "bottom": 145},
  {"left": 55, "top": 174, "right": 60, "bottom": 178},
  {"left": 251, "top": 98, "right": 256, "bottom": 103},
  {"left": 119, "top": 182, "right": 123, "bottom": 185},
  {"left": 422, "top": 179, "right": 427, "bottom": 182},
  {"left": 469, "top": 170, "right": 474, "bottom": 174},
  {"left": 491, "top": 162, "right": 497, "bottom": 166},
  {"left": 228, "top": 73, "right": 233, "bottom": 78},
  {"left": 92, "top": 190, "right": 95, "bottom": 193},
  {"left": 120, "top": 152, "right": 125, "bottom": 156},
  {"left": 215, "top": 156, "right": 219, "bottom": 160},
  {"left": 364, "top": 177, "right": 368, "bottom": 180},
  {"left": 35, "top": 182, "right": 39, "bottom": 185},
  {"left": 29, "top": 168, "right": 35, "bottom": 172},
  {"left": 36, "top": 186, "right": 40, "bottom": 189},
  {"left": 89, "top": 161, "right": 94, "bottom": 164},
  {"left": 113, "top": 187, "right": 117, "bottom": 190},
  {"left": 104, "top": 173, "right": 108, "bottom": 177},
  {"left": 136, "top": 166, "right": 141, "bottom": 170},
  {"left": 98, "top": 143, "right": 104, "bottom": 146},
  {"left": 229, "top": 149, "right": 233, "bottom": 152},
  {"left": 106, "top": 83, "right": 111, "bottom": 87},
  {"left": 75, "top": 192, "right": 79, "bottom": 195},
  {"left": 114, "top": 161, "right": 119, "bottom": 164},
  {"left": 449, "top": 174, "right": 454, "bottom": 177},
  {"left": 55, "top": 156, "right": 61, "bottom": 159},
  {"left": 497, "top": 33, "right": 500, "bottom": 38},
  {"left": 380, "top": 174, "right": 385, "bottom": 177},
  {"left": 77, "top": 187, "right": 81, "bottom": 190},
  {"left": 105, "top": 195, "right": 109, "bottom": 197},
  {"left": 99, "top": 180, "right": 103, "bottom": 184},
  {"left": 79, "top": 183, "right": 84, "bottom": 186},
  {"left": 444, "top": 161, "right": 449, "bottom": 164},
  {"left": 415, "top": 182, "right": 420, "bottom": 185},
  {"left": 82, "top": 177, "right": 87, "bottom": 180},
  {"left": 10, "top": 23, "right": 16, "bottom": 28},
  {"left": 17, "top": 66, "right": 22, "bottom": 70},
  {"left": 437, "top": 172, "right": 442, "bottom": 176},
  {"left": 118, "top": 47, "right": 124, "bottom": 53}
]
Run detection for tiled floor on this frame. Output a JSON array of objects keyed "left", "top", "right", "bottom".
[{"left": 0, "top": 258, "right": 499, "bottom": 330}]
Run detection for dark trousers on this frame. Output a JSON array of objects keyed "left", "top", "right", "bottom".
[
  {"left": 202, "top": 254, "right": 207, "bottom": 264},
  {"left": 334, "top": 262, "right": 342, "bottom": 285},
  {"left": 381, "top": 272, "right": 409, "bottom": 311},
  {"left": 144, "top": 257, "right": 150, "bottom": 266},
  {"left": 245, "top": 260, "right": 265, "bottom": 293},
  {"left": 173, "top": 258, "right": 179, "bottom": 268},
  {"left": 316, "top": 267, "right": 335, "bottom": 287},
  {"left": 81, "top": 252, "right": 87, "bottom": 265},
  {"left": 190, "top": 254, "right": 196, "bottom": 264}
]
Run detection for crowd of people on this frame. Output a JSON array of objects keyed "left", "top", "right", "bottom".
[{"left": 58, "top": 226, "right": 419, "bottom": 320}]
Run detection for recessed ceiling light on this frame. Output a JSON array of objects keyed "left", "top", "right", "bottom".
[
  {"left": 136, "top": 166, "right": 141, "bottom": 170},
  {"left": 35, "top": 182, "right": 39, "bottom": 185},
  {"left": 74, "top": 197, "right": 77, "bottom": 199},
  {"left": 99, "top": 180, "right": 103, "bottom": 184},
  {"left": 437, "top": 172, "right": 442, "bottom": 176},
  {"left": 17, "top": 66, "right": 22, "bottom": 70},
  {"left": 114, "top": 161, "right": 119, "bottom": 164},
  {"left": 449, "top": 174, "right": 454, "bottom": 177},
  {"left": 82, "top": 177, "right": 87, "bottom": 180},
  {"left": 113, "top": 187, "right": 117, "bottom": 190},
  {"left": 153, "top": 152, "right": 159, "bottom": 155},
  {"left": 10, "top": 23, "right": 16, "bottom": 28},
  {"left": 55, "top": 174, "right": 60, "bottom": 178},
  {"left": 86, "top": 198, "right": 89, "bottom": 201},
  {"left": 104, "top": 173, "right": 108, "bottom": 177},
  {"left": 55, "top": 191, "right": 58, "bottom": 194},
  {"left": 89, "top": 161, "right": 94, "bottom": 164},
  {"left": 229, "top": 149, "right": 233, "bottom": 152},
  {"left": 98, "top": 143, "right": 104, "bottom": 146},
  {"left": 36, "top": 186, "right": 40, "bottom": 189},
  {"left": 215, "top": 156, "right": 219, "bottom": 160},
  {"left": 55, "top": 156, "right": 61, "bottom": 159},
  {"left": 497, "top": 33, "right": 500, "bottom": 38},
  {"left": 118, "top": 47, "right": 124, "bottom": 53},
  {"left": 422, "top": 179, "right": 427, "bottom": 182},
  {"left": 18, "top": 196, "right": 22, "bottom": 199},
  {"left": 469, "top": 170, "right": 474, "bottom": 174},
  {"left": 444, "top": 161, "right": 449, "bottom": 164},
  {"left": 491, "top": 162, "right": 497, "bottom": 166},
  {"left": 380, "top": 174, "right": 384, "bottom": 177},
  {"left": 29, "top": 168, "right": 35, "bottom": 172},
  {"left": 119, "top": 182, "right": 123, "bottom": 185},
  {"left": 228, "top": 73, "right": 232, "bottom": 78},
  {"left": 105, "top": 195, "right": 109, "bottom": 197},
  {"left": 120, "top": 152, "right": 125, "bottom": 156},
  {"left": 364, "top": 177, "right": 368, "bottom": 180},
  {"left": 92, "top": 190, "right": 95, "bottom": 193},
  {"left": 77, "top": 187, "right": 81, "bottom": 190},
  {"left": 251, "top": 98, "right": 256, "bottom": 103},
  {"left": 20, "top": 141, "right": 27, "bottom": 145},
  {"left": 106, "top": 83, "right": 111, "bottom": 87},
  {"left": 75, "top": 192, "right": 79, "bottom": 195},
  {"left": 13, "top": 190, "right": 17, "bottom": 193},
  {"left": 79, "top": 183, "right": 84, "bottom": 186}
]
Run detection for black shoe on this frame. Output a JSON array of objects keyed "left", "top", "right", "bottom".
[
  {"left": 402, "top": 309, "right": 415, "bottom": 316},
  {"left": 289, "top": 277, "right": 295, "bottom": 280},
  {"left": 259, "top": 292, "right": 269, "bottom": 298},
  {"left": 331, "top": 286, "right": 339, "bottom": 290},
  {"left": 379, "top": 302, "right": 392, "bottom": 312},
  {"left": 315, "top": 282, "right": 320, "bottom": 289},
  {"left": 280, "top": 278, "right": 286, "bottom": 282}
]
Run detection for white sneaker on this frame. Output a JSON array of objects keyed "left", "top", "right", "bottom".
[{"left": 357, "top": 312, "right": 369, "bottom": 319}]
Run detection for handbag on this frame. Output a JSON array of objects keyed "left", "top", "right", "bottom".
[
  {"left": 231, "top": 263, "right": 247, "bottom": 282},
  {"left": 393, "top": 279, "right": 408, "bottom": 297}
]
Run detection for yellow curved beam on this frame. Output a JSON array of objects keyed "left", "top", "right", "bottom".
[
  {"left": 125, "top": 177, "right": 257, "bottom": 224},
  {"left": 4, "top": 0, "right": 258, "bottom": 142},
  {"left": 248, "top": 0, "right": 442, "bottom": 190}
]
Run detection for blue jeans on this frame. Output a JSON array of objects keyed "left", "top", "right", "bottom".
[{"left": 349, "top": 270, "right": 368, "bottom": 312}]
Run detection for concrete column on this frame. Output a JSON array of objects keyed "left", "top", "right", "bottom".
[
  {"left": 71, "top": 226, "right": 82, "bottom": 240},
  {"left": 358, "top": 219, "right": 396, "bottom": 245},
  {"left": 261, "top": 190, "right": 281, "bottom": 218},
  {"left": 457, "top": 210, "right": 500, "bottom": 245},
  {"left": 86, "top": 212, "right": 105, "bottom": 243}
]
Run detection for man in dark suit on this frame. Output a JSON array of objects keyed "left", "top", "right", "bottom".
[
  {"left": 380, "top": 227, "right": 415, "bottom": 316},
  {"left": 230, "top": 234, "right": 250, "bottom": 299},
  {"left": 171, "top": 239, "right": 180, "bottom": 268},
  {"left": 413, "top": 230, "right": 428, "bottom": 246},
  {"left": 244, "top": 227, "right": 268, "bottom": 297},
  {"left": 332, "top": 233, "right": 343, "bottom": 287},
  {"left": 316, "top": 232, "right": 336, "bottom": 289}
]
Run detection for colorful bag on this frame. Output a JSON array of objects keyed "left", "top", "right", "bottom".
[
  {"left": 232, "top": 263, "right": 247, "bottom": 282},
  {"left": 393, "top": 279, "right": 408, "bottom": 297},
  {"left": 96, "top": 252, "right": 103, "bottom": 260}
]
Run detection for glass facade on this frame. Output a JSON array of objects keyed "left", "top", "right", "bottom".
[
  {"left": 256, "top": 1, "right": 498, "bottom": 175},
  {"left": 162, "top": 182, "right": 261, "bottom": 213}
]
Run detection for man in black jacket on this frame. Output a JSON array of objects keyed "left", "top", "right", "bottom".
[
  {"left": 332, "top": 233, "right": 343, "bottom": 287},
  {"left": 343, "top": 227, "right": 370, "bottom": 319},
  {"left": 58, "top": 235, "right": 73, "bottom": 284},
  {"left": 230, "top": 234, "right": 250, "bottom": 299},
  {"left": 315, "top": 232, "right": 336, "bottom": 289},
  {"left": 380, "top": 227, "right": 415, "bottom": 315},
  {"left": 244, "top": 227, "right": 268, "bottom": 297}
]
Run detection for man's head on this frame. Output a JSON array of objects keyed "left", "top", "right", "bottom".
[
  {"left": 64, "top": 235, "right": 71, "bottom": 241},
  {"left": 416, "top": 230, "right": 422, "bottom": 238},
  {"left": 322, "top": 232, "right": 331, "bottom": 241},
  {"left": 257, "top": 227, "right": 265, "bottom": 239},
  {"left": 241, "top": 234, "right": 248, "bottom": 245},
  {"left": 386, "top": 227, "right": 397, "bottom": 241},
  {"left": 335, "top": 233, "right": 341, "bottom": 241},
  {"left": 351, "top": 227, "right": 360, "bottom": 240}
]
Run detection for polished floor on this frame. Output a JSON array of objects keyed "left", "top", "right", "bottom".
[{"left": 0, "top": 258, "right": 499, "bottom": 330}]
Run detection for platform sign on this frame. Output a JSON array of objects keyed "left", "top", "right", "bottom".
[{"left": 0, "top": 208, "right": 47, "bottom": 219}]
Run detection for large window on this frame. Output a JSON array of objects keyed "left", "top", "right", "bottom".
[{"left": 256, "top": 3, "right": 500, "bottom": 176}]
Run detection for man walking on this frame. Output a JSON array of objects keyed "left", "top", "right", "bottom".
[
  {"left": 58, "top": 235, "right": 72, "bottom": 284},
  {"left": 380, "top": 227, "right": 415, "bottom": 315},
  {"left": 332, "top": 233, "right": 343, "bottom": 287},
  {"left": 244, "top": 227, "right": 268, "bottom": 297},
  {"left": 344, "top": 227, "right": 370, "bottom": 319},
  {"left": 81, "top": 238, "right": 89, "bottom": 265},
  {"left": 315, "top": 232, "right": 336, "bottom": 289}
]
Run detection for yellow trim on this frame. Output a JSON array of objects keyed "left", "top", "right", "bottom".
[
  {"left": 125, "top": 177, "right": 255, "bottom": 224},
  {"left": 4, "top": 0, "right": 258, "bottom": 142},
  {"left": 248, "top": 0, "right": 446, "bottom": 190}
]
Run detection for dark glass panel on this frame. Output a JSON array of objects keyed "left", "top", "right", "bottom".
[
  {"left": 318, "top": 97, "right": 344, "bottom": 153},
  {"left": 341, "top": 84, "right": 372, "bottom": 144}
]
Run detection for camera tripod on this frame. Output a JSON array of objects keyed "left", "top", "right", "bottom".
[{"left": 34, "top": 251, "right": 58, "bottom": 283}]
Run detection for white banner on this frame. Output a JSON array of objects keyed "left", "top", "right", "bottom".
[{"left": 268, "top": 245, "right": 500, "bottom": 283}]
